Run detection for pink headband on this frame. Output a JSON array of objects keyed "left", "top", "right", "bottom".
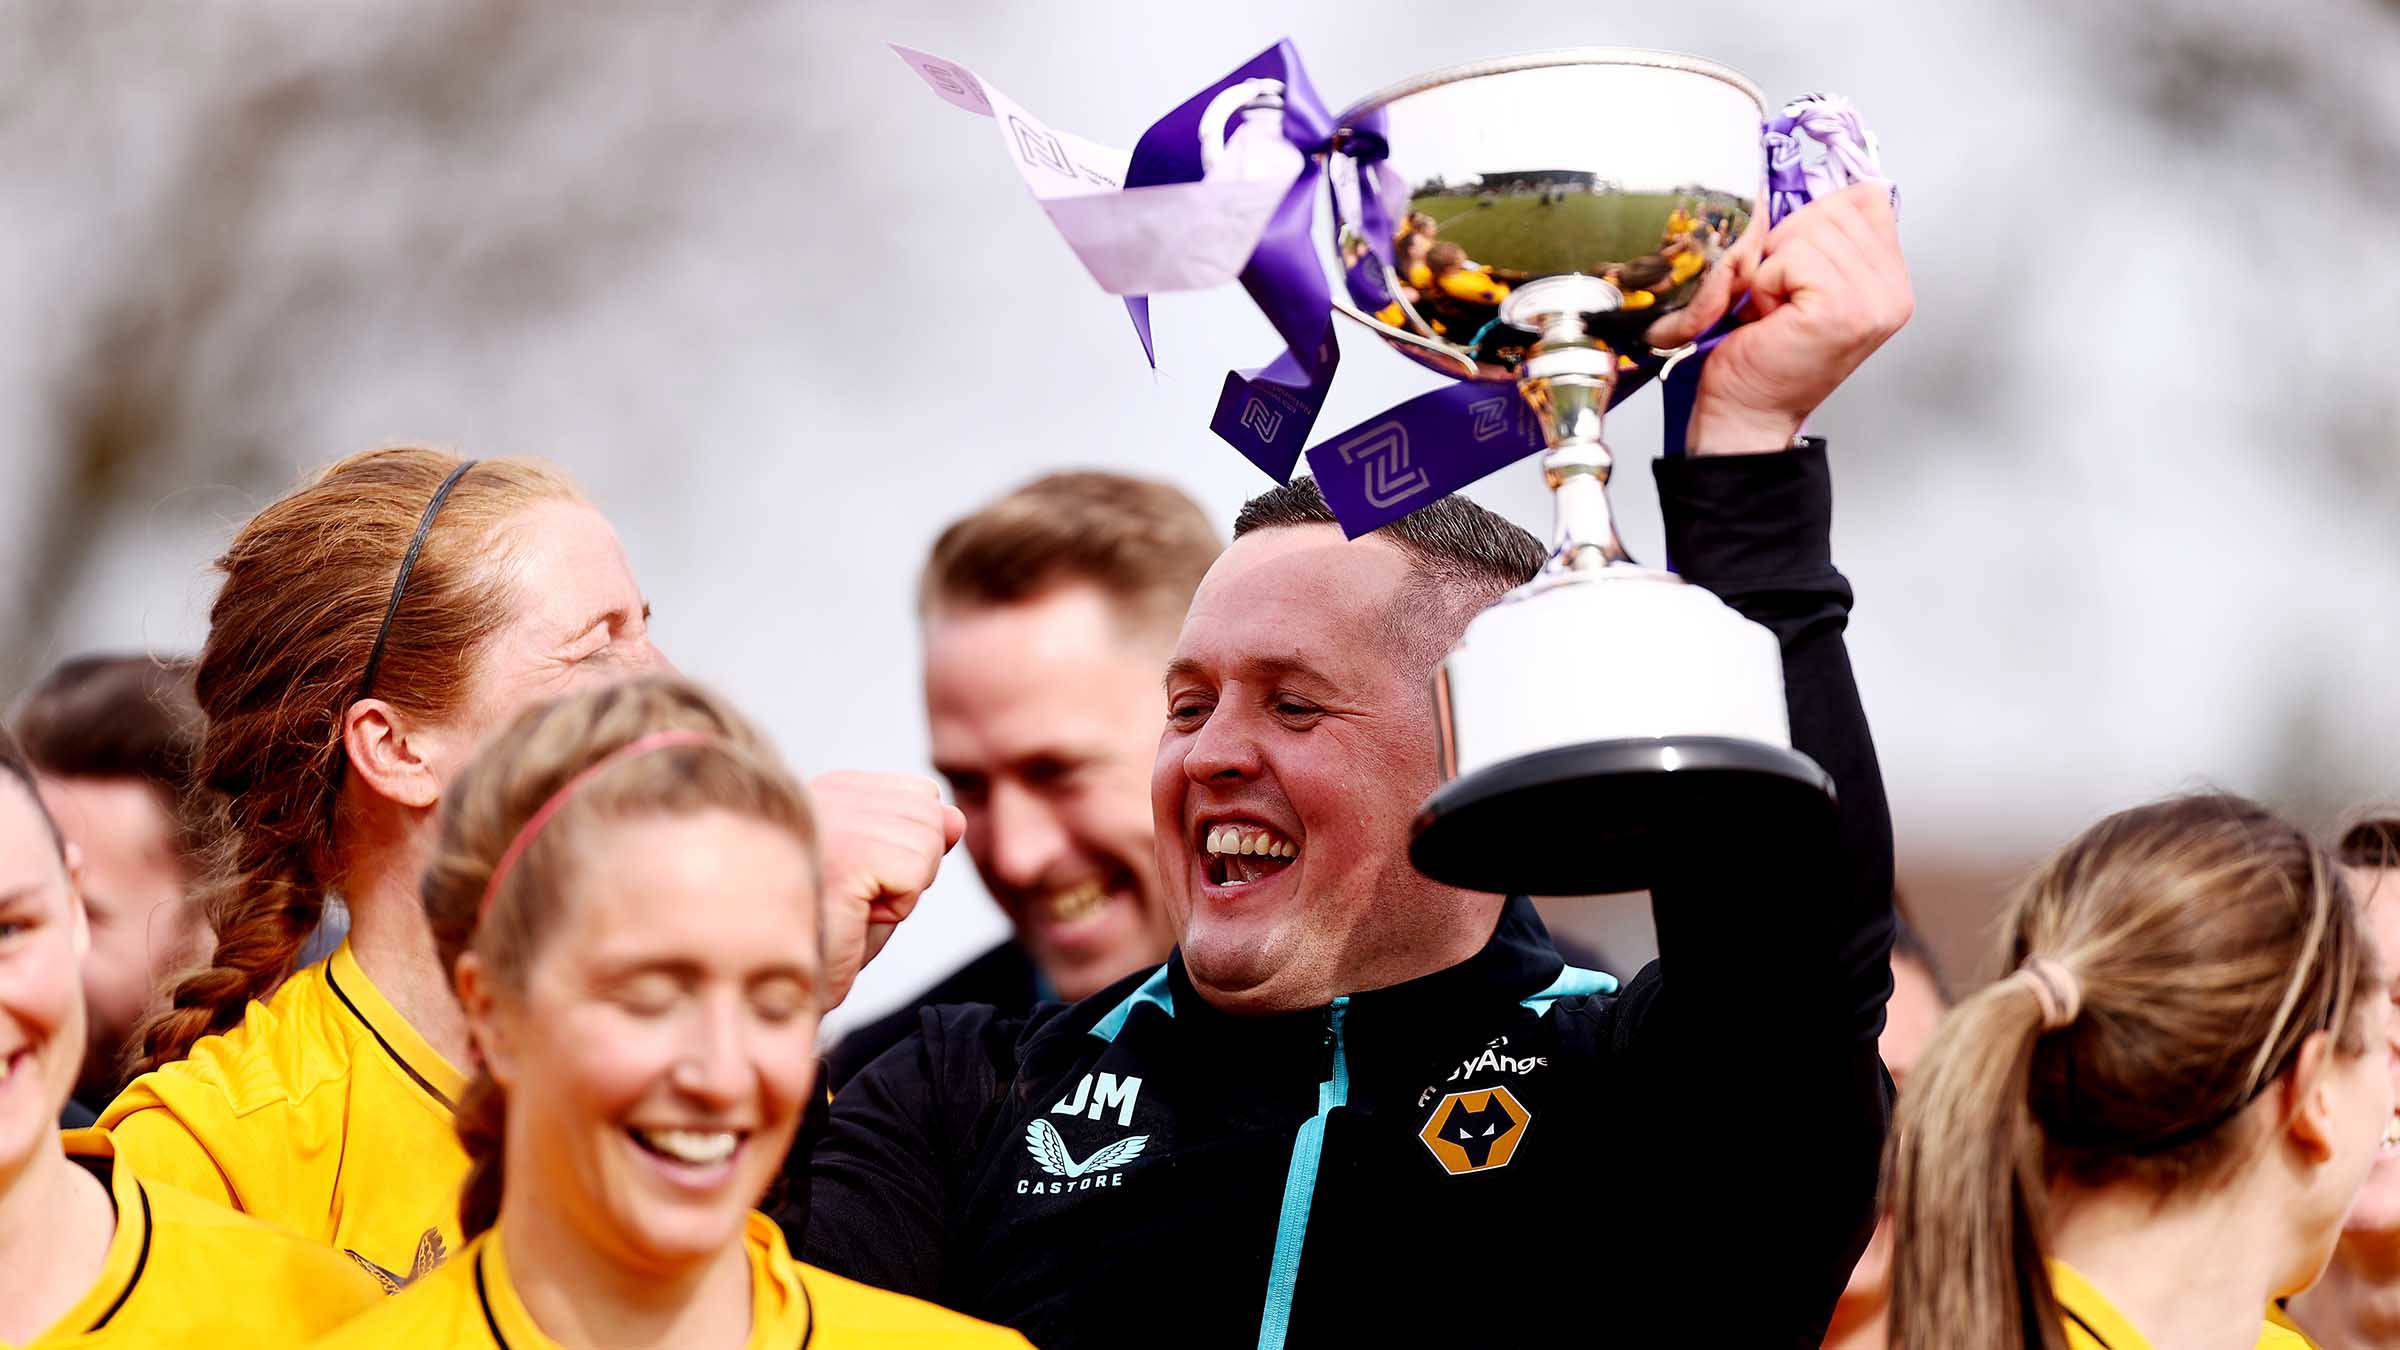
[{"left": 478, "top": 729, "right": 717, "bottom": 915}]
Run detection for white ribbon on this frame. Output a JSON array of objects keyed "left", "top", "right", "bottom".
[{"left": 888, "top": 44, "right": 1302, "bottom": 296}]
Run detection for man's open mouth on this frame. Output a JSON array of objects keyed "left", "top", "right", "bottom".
[{"left": 1200, "top": 821, "right": 1301, "bottom": 888}]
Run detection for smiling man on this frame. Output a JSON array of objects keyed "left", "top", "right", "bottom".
[
  {"left": 823, "top": 473, "right": 1215, "bottom": 1088},
  {"left": 787, "top": 183, "right": 1911, "bottom": 1348}
]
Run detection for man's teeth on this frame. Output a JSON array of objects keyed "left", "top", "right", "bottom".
[
  {"left": 1043, "top": 881, "right": 1107, "bottom": 924},
  {"left": 634, "top": 1128, "right": 739, "bottom": 1166},
  {"left": 1203, "top": 825, "right": 1299, "bottom": 859},
  {"left": 2384, "top": 1116, "right": 2400, "bottom": 1152}
]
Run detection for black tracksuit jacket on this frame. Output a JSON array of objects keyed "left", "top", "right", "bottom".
[{"left": 781, "top": 443, "right": 1897, "bottom": 1349}]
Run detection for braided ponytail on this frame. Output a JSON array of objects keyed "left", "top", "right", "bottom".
[
  {"left": 128, "top": 447, "right": 579, "bottom": 1076},
  {"left": 131, "top": 793, "right": 324, "bottom": 1077}
]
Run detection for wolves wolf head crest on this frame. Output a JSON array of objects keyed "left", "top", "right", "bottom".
[{"left": 1418, "top": 1087, "right": 1531, "bottom": 1175}]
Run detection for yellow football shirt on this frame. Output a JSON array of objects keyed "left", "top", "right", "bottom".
[
  {"left": 1436, "top": 268, "right": 1509, "bottom": 306},
  {"left": 10, "top": 1129, "right": 380, "bottom": 1348},
  {"left": 98, "top": 941, "right": 470, "bottom": 1289},
  {"left": 308, "top": 1211, "right": 1032, "bottom": 1348},
  {"left": 2051, "top": 1260, "right": 2318, "bottom": 1349}
]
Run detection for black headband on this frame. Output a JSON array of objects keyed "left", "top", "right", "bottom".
[{"left": 356, "top": 459, "right": 479, "bottom": 702}]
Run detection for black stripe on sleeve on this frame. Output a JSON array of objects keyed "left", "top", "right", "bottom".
[
  {"left": 474, "top": 1246, "right": 511, "bottom": 1349},
  {"left": 796, "top": 1268, "right": 816, "bottom": 1350},
  {"left": 2062, "top": 1307, "right": 2115, "bottom": 1350},
  {"left": 87, "top": 1180, "right": 154, "bottom": 1331}
]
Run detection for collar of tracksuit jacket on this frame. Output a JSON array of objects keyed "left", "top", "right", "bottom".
[
  {"left": 1080, "top": 894, "right": 1615, "bottom": 1350},
  {"left": 1096, "top": 894, "right": 1589, "bottom": 1077}
]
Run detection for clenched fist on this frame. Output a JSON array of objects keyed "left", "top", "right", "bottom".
[{"left": 807, "top": 770, "right": 967, "bottom": 1011}]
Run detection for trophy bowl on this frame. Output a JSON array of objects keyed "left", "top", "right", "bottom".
[{"left": 1321, "top": 50, "right": 1839, "bottom": 897}]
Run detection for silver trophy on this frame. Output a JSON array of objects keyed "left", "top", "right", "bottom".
[{"left": 1317, "top": 51, "right": 1838, "bottom": 896}]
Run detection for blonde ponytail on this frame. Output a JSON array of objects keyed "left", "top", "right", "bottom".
[
  {"left": 1889, "top": 793, "right": 2373, "bottom": 1350},
  {"left": 1890, "top": 970, "right": 2073, "bottom": 1350}
]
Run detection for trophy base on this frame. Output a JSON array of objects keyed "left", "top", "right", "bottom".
[{"left": 1409, "top": 734, "right": 1835, "bottom": 896}]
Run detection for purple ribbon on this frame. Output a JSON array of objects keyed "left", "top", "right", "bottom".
[
  {"left": 1305, "top": 359, "right": 1684, "bottom": 538},
  {"left": 1306, "top": 382, "right": 1544, "bottom": 533},
  {"left": 1121, "top": 40, "right": 1341, "bottom": 482},
  {"left": 1765, "top": 93, "right": 1891, "bottom": 229}
]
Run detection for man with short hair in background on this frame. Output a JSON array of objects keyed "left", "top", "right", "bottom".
[
  {"left": 11, "top": 653, "right": 213, "bottom": 1123},
  {"left": 825, "top": 472, "right": 1217, "bottom": 1087}
]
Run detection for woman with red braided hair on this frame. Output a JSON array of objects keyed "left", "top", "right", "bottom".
[
  {"left": 101, "top": 448, "right": 961, "bottom": 1301},
  {"left": 311, "top": 676, "right": 1025, "bottom": 1348},
  {"left": 101, "top": 448, "right": 671, "bottom": 1286}
]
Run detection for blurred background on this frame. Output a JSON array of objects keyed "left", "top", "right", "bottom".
[{"left": 4, "top": 0, "right": 2396, "bottom": 1037}]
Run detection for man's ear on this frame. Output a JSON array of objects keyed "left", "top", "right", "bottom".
[
  {"left": 456, "top": 951, "right": 516, "bottom": 1087},
  {"left": 342, "top": 698, "right": 443, "bottom": 811},
  {"left": 2279, "top": 1029, "right": 2338, "bottom": 1164}
]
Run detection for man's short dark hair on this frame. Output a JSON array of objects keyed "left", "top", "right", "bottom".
[
  {"left": 921, "top": 471, "right": 1223, "bottom": 636},
  {"left": 10, "top": 653, "right": 204, "bottom": 858},
  {"left": 1232, "top": 477, "right": 1544, "bottom": 663}
]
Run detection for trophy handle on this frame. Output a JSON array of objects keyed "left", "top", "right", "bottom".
[{"left": 1328, "top": 301, "right": 1481, "bottom": 381}]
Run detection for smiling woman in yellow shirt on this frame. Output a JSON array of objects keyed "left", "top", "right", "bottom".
[
  {"left": 1, "top": 735, "right": 381, "bottom": 1348},
  {"left": 314, "top": 678, "right": 1025, "bottom": 1349}
]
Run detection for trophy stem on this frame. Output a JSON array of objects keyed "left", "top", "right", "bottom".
[{"left": 1518, "top": 310, "right": 1630, "bottom": 575}]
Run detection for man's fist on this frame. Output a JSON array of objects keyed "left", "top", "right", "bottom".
[
  {"left": 1675, "top": 182, "right": 1913, "bottom": 454},
  {"left": 807, "top": 770, "right": 968, "bottom": 1011}
]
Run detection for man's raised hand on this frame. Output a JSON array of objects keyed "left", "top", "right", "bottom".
[{"left": 1678, "top": 182, "right": 1913, "bottom": 455}]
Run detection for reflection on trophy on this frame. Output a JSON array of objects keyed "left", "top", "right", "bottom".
[{"left": 1317, "top": 51, "right": 1839, "bottom": 897}]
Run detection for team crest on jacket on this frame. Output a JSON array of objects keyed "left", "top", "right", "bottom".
[{"left": 1419, "top": 1086, "right": 1531, "bottom": 1175}]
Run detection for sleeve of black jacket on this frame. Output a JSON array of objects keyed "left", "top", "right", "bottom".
[
  {"left": 775, "top": 1003, "right": 1010, "bottom": 1297},
  {"left": 1624, "top": 439, "right": 1897, "bottom": 1346}
]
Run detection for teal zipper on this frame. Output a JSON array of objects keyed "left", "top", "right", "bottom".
[{"left": 1255, "top": 995, "right": 1350, "bottom": 1350}]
